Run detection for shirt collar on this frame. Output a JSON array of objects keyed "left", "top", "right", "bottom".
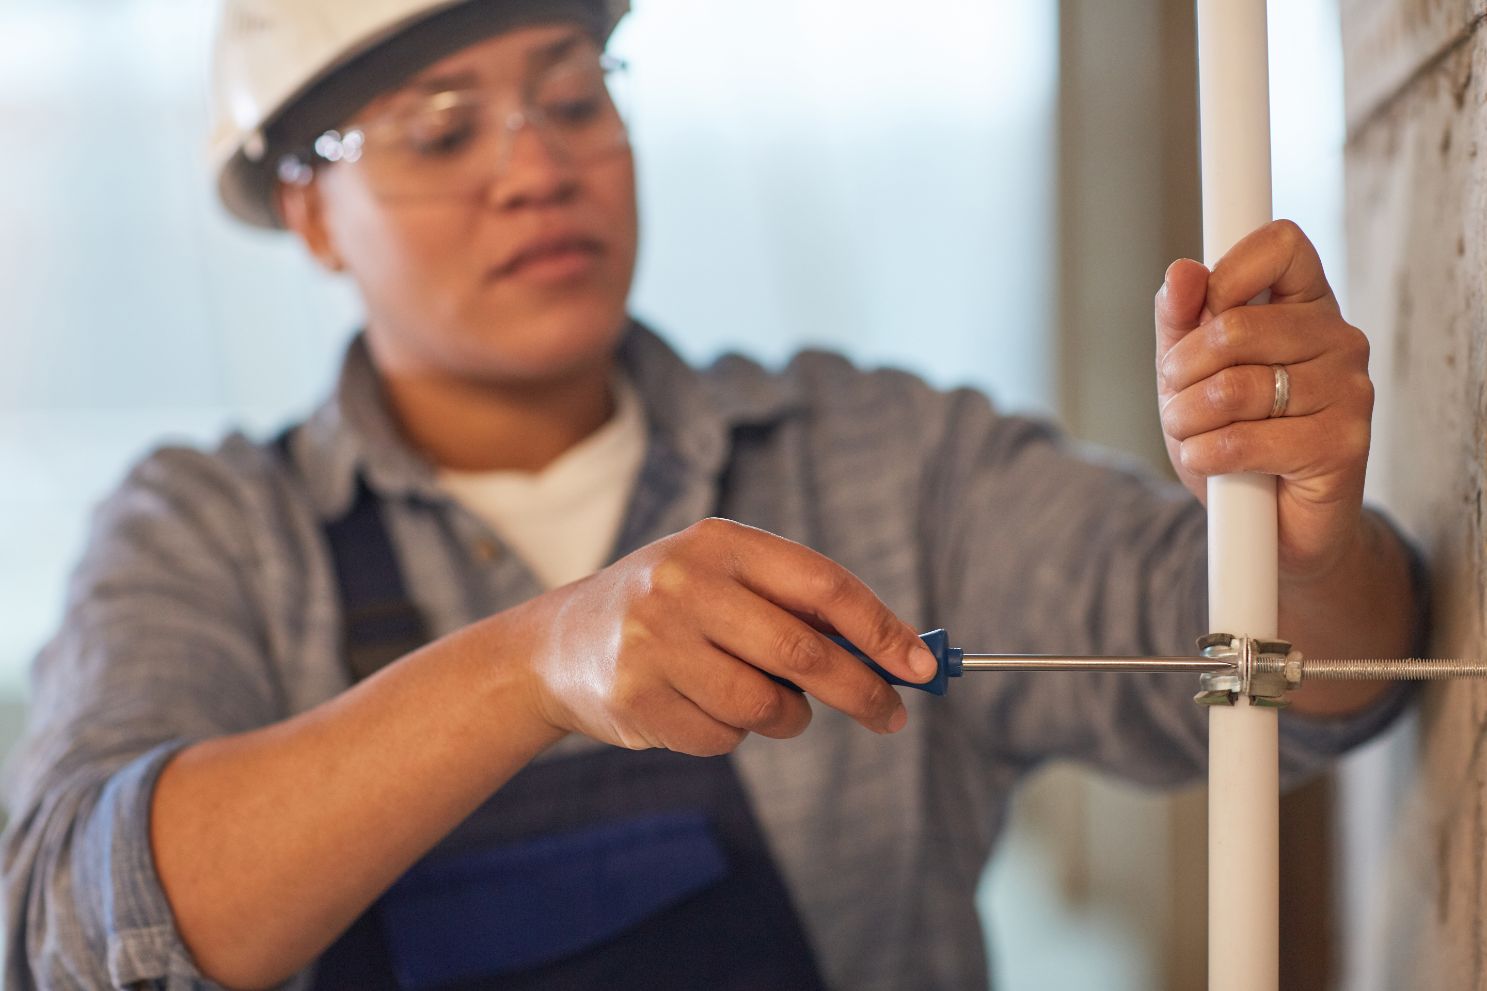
[{"left": 292, "top": 322, "right": 805, "bottom": 522}]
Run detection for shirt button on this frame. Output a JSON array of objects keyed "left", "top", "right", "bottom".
[{"left": 474, "top": 538, "right": 502, "bottom": 562}]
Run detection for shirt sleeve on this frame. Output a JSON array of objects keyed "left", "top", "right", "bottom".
[
  {"left": 918, "top": 385, "right": 1417, "bottom": 788},
  {"left": 0, "top": 447, "right": 310, "bottom": 990}
]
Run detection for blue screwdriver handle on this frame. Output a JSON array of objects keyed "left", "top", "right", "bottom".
[{"left": 771, "top": 629, "right": 963, "bottom": 697}]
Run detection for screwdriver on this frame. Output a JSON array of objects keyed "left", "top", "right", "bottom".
[
  {"left": 774, "top": 629, "right": 1487, "bottom": 697},
  {"left": 768, "top": 629, "right": 1230, "bottom": 697}
]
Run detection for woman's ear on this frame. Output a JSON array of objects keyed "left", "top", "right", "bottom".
[{"left": 276, "top": 179, "right": 346, "bottom": 272}]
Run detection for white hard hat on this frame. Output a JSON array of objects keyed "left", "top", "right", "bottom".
[{"left": 210, "top": 0, "right": 630, "bottom": 229}]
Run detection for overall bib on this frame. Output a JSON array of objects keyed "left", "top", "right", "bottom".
[{"left": 286, "top": 447, "right": 828, "bottom": 991}]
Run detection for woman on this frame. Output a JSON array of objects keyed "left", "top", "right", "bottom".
[{"left": 3, "top": 0, "right": 1418, "bottom": 987}]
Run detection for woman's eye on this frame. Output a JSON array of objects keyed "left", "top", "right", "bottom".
[
  {"left": 542, "top": 97, "right": 604, "bottom": 127},
  {"left": 405, "top": 112, "right": 478, "bottom": 156},
  {"left": 535, "top": 65, "right": 611, "bottom": 127}
]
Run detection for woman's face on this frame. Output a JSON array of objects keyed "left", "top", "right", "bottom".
[{"left": 285, "top": 22, "right": 639, "bottom": 388}]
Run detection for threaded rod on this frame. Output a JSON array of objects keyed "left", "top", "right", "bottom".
[{"left": 1255, "top": 658, "right": 1487, "bottom": 680}]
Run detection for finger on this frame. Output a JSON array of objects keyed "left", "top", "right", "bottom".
[
  {"left": 1177, "top": 413, "right": 1370, "bottom": 480},
  {"left": 645, "top": 690, "right": 751, "bottom": 758},
  {"left": 664, "top": 640, "right": 814, "bottom": 740},
  {"left": 712, "top": 520, "right": 938, "bottom": 684},
  {"left": 605, "top": 674, "right": 749, "bottom": 756},
  {"left": 701, "top": 588, "right": 906, "bottom": 734},
  {"left": 1160, "top": 359, "right": 1333, "bottom": 441},
  {"left": 1157, "top": 303, "right": 1341, "bottom": 395},
  {"left": 1206, "top": 219, "right": 1339, "bottom": 315},
  {"left": 1154, "top": 258, "right": 1211, "bottom": 356}
]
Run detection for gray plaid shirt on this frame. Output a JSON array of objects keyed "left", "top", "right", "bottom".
[{"left": 2, "top": 325, "right": 1408, "bottom": 989}]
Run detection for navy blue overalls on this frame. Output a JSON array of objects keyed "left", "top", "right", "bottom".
[{"left": 282, "top": 439, "right": 829, "bottom": 991}]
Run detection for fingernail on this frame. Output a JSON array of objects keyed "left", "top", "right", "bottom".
[
  {"left": 887, "top": 704, "right": 908, "bottom": 734},
  {"left": 910, "top": 645, "right": 939, "bottom": 681}
]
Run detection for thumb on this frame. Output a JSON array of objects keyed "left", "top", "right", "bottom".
[{"left": 1155, "top": 258, "right": 1210, "bottom": 357}]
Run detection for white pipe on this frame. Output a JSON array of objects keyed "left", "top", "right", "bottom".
[{"left": 1196, "top": 3, "right": 1278, "bottom": 991}]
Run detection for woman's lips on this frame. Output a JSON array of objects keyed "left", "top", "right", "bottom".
[{"left": 492, "top": 238, "right": 604, "bottom": 284}]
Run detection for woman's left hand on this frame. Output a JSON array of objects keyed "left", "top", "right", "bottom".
[{"left": 1154, "top": 219, "right": 1375, "bottom": 582}]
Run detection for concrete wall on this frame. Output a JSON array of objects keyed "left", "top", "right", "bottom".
[{"left": 1341, "top": 1, "right": 1487, "bottom": 987}]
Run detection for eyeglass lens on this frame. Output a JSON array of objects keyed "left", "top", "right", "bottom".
[{"left": 338, "top": 55, "right": 629, "bottom": 198}]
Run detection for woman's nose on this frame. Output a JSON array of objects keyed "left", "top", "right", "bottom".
[{"left": 483, "top": 111, "right": 579, "bottom": 209}]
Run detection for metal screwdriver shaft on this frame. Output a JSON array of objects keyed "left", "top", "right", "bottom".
[{"left": 958, "top": 654, "right": 1232, "bottom": 674}]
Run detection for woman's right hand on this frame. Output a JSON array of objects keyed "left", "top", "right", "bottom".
[{"left": 518, "top": 518, "right": 938, "bottom": 756}]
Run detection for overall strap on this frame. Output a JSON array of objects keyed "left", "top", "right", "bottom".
[{"left": 275, "top": 429, "right": 431, "bottom": 682}]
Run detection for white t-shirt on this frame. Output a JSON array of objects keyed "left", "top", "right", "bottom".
[{"left": 438, "top": 377, "right": 647, "bottom": 590}]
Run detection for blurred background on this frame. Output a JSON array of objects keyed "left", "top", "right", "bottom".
[{"left": 0, "top": 0, "right": 1384, "bottom": 986}]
